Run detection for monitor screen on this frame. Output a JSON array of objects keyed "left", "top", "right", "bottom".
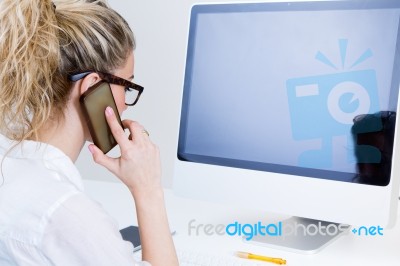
[{"left": 178, "top": 0, "right": 400, "bottom": 186}]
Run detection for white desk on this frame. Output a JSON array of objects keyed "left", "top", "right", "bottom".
[{"left": 83, "top": 180, "right": 400, "bottom": 266}]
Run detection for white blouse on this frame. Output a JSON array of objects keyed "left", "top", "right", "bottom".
[{"left": 0, "top": 135, "right": 150, "bottom": 266}]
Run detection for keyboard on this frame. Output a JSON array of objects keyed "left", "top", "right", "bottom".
[{"left": 134, "top": 249, "right": 269, "bottom": 266}]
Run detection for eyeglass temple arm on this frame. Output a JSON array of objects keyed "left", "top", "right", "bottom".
[{"left": 68, "top": 72, "right": 93, "bottom": 82}]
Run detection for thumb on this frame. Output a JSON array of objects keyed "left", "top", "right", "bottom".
[{"left": 88, "top": 144, "right": 118, "bottom": 175}]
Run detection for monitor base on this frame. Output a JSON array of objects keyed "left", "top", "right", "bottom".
[{"left": 246, "top": 217, "right": 350, "bottom": 254}]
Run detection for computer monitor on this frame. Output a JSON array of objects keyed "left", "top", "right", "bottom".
[{"left": 173, "top": 0, "right": 400, "bottom": 252}]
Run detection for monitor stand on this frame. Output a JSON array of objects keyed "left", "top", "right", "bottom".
[{"left": 246, "top": 217, "right": 350, "bottom": 254}]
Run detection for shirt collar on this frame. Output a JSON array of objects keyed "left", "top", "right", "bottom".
[{"left": 0, "top": 134, "right": 84, "bottom": 191}]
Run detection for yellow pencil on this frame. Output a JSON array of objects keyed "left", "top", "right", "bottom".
[{"left": 235, "top": 251, "right": 287, "bottom": 265}]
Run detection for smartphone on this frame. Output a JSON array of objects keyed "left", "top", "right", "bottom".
[
  {"left": 120, "top": 226, "right": 142, "bottom": 252},
  {"left": 120, "top": 225, "right": 176, "bottom": 252},
  {"left": 80, "top": 81, "right": 122, "bottom": 153}
]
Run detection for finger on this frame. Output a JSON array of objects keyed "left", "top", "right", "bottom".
[
  {"left": 122, "top": 120, "right": 149, "bottom": 143},
  {"left": 104, "top": 107, "right": 130, "bottom": 150},
  {"left": 88, "top": 144, "right": 119, "bottom": 175}
]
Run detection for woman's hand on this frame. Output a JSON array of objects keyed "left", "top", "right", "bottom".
[
  {"left": 88, "top": 106, "right": 178, "bottom": 265},
  {"left": 88, "top": 106, "right": 162, "bottom": 198}
]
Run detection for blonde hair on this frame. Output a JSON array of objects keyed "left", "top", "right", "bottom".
[{"left": 0, "top": 0, "right": 135, "bottom": 142}]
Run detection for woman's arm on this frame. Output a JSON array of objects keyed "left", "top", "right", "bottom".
[
  {"left": 134, "top": 189, "right": 177, "bottom": 265},
  {"left": 88, "top": 106, "right": 178, "bottom": 266}
]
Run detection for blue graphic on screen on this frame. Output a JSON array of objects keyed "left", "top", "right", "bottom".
[{"left": 287, "top": 39, "right": 382, "bottom": 169}]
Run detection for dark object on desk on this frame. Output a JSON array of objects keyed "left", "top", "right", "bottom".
[
  {"left": 120, "top": 225, "right": 142, "bottom": 252},
  {"left": 351, "top": 111, "right": 396, "bottom": 186}
]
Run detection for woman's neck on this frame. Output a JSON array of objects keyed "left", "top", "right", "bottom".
[{"left": 36, "top": 106, "right": 87, "bottom": 163}]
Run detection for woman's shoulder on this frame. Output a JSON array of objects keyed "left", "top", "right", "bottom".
[
  {"left": 0, "top": 173, "right": 84, "bottom": 241},
  {"left": 0, "top": 151, "right": 89, "bottom": 241}
]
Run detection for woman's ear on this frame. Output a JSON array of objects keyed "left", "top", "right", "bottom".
[{"left": 79, "top": 73, "right": 101, "bottom": 96}]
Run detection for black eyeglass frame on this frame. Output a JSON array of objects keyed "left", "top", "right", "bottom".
[{"left": 68, "top": 71, "right": 144, "bottom": 106}]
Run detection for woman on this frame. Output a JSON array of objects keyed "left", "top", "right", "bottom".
[{"left": 0, "top": 0, "right": 178, "bottom": 265}]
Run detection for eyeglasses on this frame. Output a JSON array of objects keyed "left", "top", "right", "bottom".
[{"left": 68, "top": 71, "right": 144, "bottom": 106}]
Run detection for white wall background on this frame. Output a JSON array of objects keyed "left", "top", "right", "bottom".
[{"left": 75, "top": 0, "right": 306, "bottom": 188}]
